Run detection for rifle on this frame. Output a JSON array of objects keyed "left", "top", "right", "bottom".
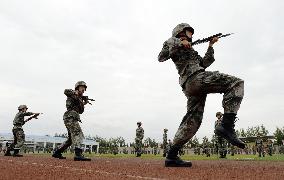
[
  {"left": 24, "top": 113, "right": 43, "bottom": 123},
  {"left": 191, "top": 33, "right": 233, "bottom": 46},
  {"left": 83, "top": 96, "right": 95, "bottom": 105}
]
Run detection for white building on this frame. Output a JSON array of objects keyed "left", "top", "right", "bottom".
[{"left": 0, "top": 133, "right": 99, "bottom": 153}]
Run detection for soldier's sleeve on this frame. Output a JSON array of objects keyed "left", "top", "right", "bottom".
[
  {"left": 23, "top": 112, "right": 34, "bottom": 116},
  {"left": 64, "top": 89, "right": 75, "bottom": 97},
  {"left": 158, "top": 37, "right": 182, "bottom": 62},
  {"left": 200, "top": 46, "right": 215, "bottom": 68}
]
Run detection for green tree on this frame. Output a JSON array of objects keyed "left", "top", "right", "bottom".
[{"left": 274, "top": 127, "right": 284, "bottom": 145}]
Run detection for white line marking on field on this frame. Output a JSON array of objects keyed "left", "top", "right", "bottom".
[{"left": 0, "top": 158, "right": 166, "bottom": 180}]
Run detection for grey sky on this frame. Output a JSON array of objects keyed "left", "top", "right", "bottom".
[{"left": 0, "top": 0, "right": 283, "bottom": 143}]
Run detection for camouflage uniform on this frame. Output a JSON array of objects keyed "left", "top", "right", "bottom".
[
  {"left": 53, "top": 81, "right": 91, "bottom": 161},
  {"left": 215, "top": 119, "right": 228, "bottom": 158},
  {"left": 162, "top": 129, "right": 168, "bottom": 156},
  {"left": 9, "top": 111, "right": 34, "bottom": 150},
  {"left": 60, "top": 89, "right": 85, "bottom": 150},
  {"left": 267, "top": 141, "right": 273, "bottom": 156},
  {"left": 135, "top": 125, "right": 144, "bottom": 156},
  {"left": 158, "top": 23, "right": 244, "bottom": 151},
  {"left": 255, "top": 137, "right": 264, "bottom": 157}
]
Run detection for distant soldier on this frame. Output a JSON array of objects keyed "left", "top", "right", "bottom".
[
  {"left": 255, "top": 135, "right": 264, "bottom": 157},
  {"left": 202, "top": 142, "right": 210, "bottom": 157},
  {"left": 158, "top": 23, "right": 245, "bottom": 167},
  {"left": 52, "top": 81, "right": 92, "bottom": 161},
  {"left": 166, "top": 139, "right": 173, "bottom": 154},
  {"left": 215, "top": 112, "right": 228, "bottom": 158},
  {"left": 135, "top": 122, "right": 144, "bottom": 157},
  {"left": 5, "top": 105, "right": 41, "bottom": 157},
  {"left": 267, "top": 140, "right": 273, "bottom": 156},
  {"left": 162, "top": 128, "right": 168, "bottom": 157}
]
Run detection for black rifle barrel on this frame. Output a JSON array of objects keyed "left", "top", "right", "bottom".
[{"left": 191, "top": 33, "right": 233, "bottom": 46}]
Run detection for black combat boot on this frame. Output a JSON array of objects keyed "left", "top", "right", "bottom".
[
  {"left": 52, "top": 149, "right": 66, "bottom": 159},
  {"left": 74, "top": 148, "right": 91, "bottom": 161},
  {"left": 165, "top": 145, "right": 192, "bottom": 167},
  {"left": 215, "top": 113, "right": 245, "bottom": 149},
  {"left": 13, "top": 149, "right": 23, "bottom": 157}
]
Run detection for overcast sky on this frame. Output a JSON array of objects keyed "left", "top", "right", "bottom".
[{"left": 0, "top": 0, "right": 283, "bottom": 143}]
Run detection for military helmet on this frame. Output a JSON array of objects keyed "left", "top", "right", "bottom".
[
  {"left": 172, "top": 23, "right": 194, "bottom": 37},
  {"left": 137, "top": 121, "right": 142, "bottom": 125},
  {"left": 216, "top": 112, "right": 223, "bottom": 117},
  {"left": 75, "top": 81, "right": 87, "bottom": 90},
  {"left": 18, "top": 105, "right": 28, "bottom": 110}
]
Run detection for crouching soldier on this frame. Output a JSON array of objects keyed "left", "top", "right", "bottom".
[
  {"left": 5, "top": 105, "right": 41, "bottom": 157},
  {"left": 52, "top": 81, "right": 92, "bottom": 161}
]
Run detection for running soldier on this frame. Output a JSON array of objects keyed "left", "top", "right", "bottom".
[
  {"left": 158, "top": 23, "right": 245, "bottom": 167},
  {"left": 135, "top": 122, "right": 144, "bottom": 157},
  {"left": 52, "top": 81, "right": 92, "bottom": 161},
  {"left": 215, "top": 112, "right": 228, "bottom": 158},
  {"left": 162, "top": 128, "right": 168, "bottom": 157},
  {"left": 5, "top": 105, "right": 41, "bottom": 157}
]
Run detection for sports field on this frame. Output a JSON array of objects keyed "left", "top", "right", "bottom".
[{"left": 1, "top": 153, "right": 284, "bottom": 179}]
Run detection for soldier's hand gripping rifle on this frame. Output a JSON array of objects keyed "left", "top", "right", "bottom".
[
  {"left": 24, "top": 113, "right": 43, "bottom": 123},
  {"left": 82, "top": 96, "right": 95, "bottom": 105},
  {"left": 191, "top": 33, "right": 233, "bottom": 46}
]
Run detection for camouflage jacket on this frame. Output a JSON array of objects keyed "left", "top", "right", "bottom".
[
  {"left": 64, "top": 89, "right": 86, "bottom": 114},
  {"left": 214, "top": 119, "right": 222, "bottom": 128},
  {"left": 13, "top": 111, "right": 34, "bottom": 128},
  {"left": 136, "top": 127, "right": 144, "bottom": 140},
  {"left": 158, "top": 37, "right": 215, "bottom": 86},
  {"left": 163, "top": 132, "right": 168, "bottom": 145},
  {"left": 255, "top": 139, "right": 263, "bottom": 147}
]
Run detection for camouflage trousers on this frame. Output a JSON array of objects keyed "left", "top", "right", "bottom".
[
  {"left": 257, "top": 146, "right": 264, "bottom": 157},
  {"left": 217, "top": 135, "right": 227, "bottom": 156},
  {"left": 59, "top": 111, "right": 84, "bottom": 151},
  {"left": 9, "top": 127, "right": 25, "bottom": 149},
  {"left": 162, "top": 142, "right": 168, "bottom": 155},
  {"left": 135, "top": 138, "right": 143, "bottom": 154},
  {"left": 173, "top": 71, "right": 244, "bottom": 146}
]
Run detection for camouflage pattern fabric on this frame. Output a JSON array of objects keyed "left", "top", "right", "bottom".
[
  {"left": 8, "top": 111, "right": 34, "bottom": 150},
  {"left": 135, "top": 127, "right": 144, "bottom": 154},
  {"left": 58, "top": 89, "right": 86, "bottom": 150},
  {"left": 10, "top": 127, "right": 25, "bottom": 149},
  {"left": 163, "top": 132, "right": 168, "bottom": 150},
  {"left": 13, "top": 111, "right": 34, "bottom": 128},
  {"left": 256, "top": 138, "right": 264, "bottom": 157},
  {"left": 65, "top": 89, "right": 85, "bottom": 114},
  {"left": 267, "top": 143, "right": 273, "bottom": 156},
  {"left": 158, "top": 23, "right": 244, "bottom": 149},
  {"left": 215, "top": 119, "right": 227, "bottom": 157}
]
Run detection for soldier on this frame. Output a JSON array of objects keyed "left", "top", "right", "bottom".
[
  {"left": 135, "top": 122, "right": 144, "bottom": 157},
  {"left": 255, "top": 135, "right": 264, "bottom": 157},
  {"left": 166, "top": 139, "right": 173, "bottom": 154},
  {"left": 5, "top": 105, "right": 40, "bottom": 157},
  {"left": 267, "top": 140, "right": 273, "bottom": 156},
  {"left": 215, "top": 112, "right": 228, "bottom": 158},
  {"left": 52, "top": 81, "right": 91, "bottom": 161},
  {"left": 162, "top": 128, "right": 168, "bottom": 157},
  {"left": 158, "top": 23, "right": 245, "bottom": 167}
]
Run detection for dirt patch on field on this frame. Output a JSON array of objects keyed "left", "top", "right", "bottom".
[{"left": 0, "top": 155, "right": 283, "bottom": 179}]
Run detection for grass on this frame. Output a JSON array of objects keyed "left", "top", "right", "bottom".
[{"left": 29, "top": 152, "right": 284, "bottom": 161}]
